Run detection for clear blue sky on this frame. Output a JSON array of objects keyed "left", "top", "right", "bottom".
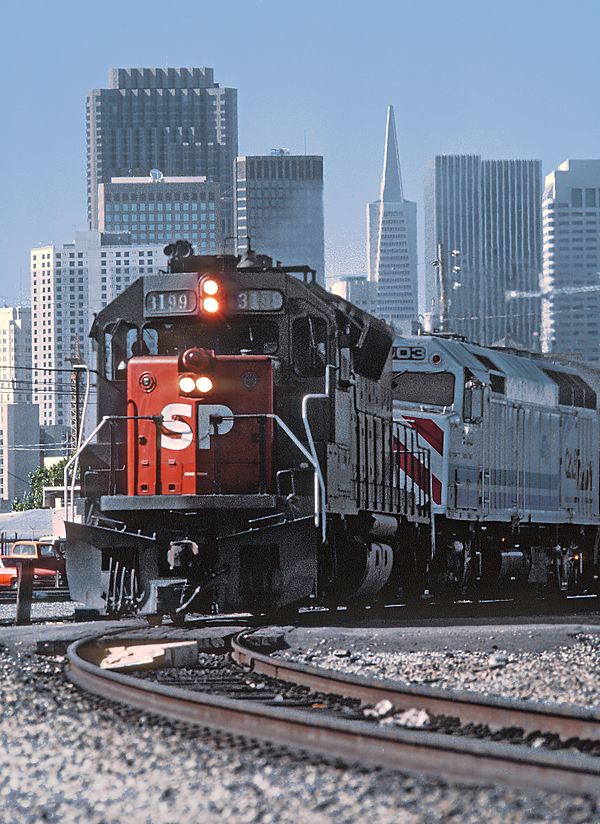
[{"left": 1, "top": 0, "right": 599, "bottom": 303}]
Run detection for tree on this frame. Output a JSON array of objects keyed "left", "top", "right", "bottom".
[{"left": 12, "top": 458, "right": 70, "bottom": 511}]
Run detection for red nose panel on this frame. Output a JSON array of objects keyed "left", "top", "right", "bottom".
[{"left": 127, "top": 355, "right": 273, "bottom": 496}]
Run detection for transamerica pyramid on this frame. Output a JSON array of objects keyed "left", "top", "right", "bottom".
[{"left": 367, "top": 106, "right": 418, "bottom": 335}]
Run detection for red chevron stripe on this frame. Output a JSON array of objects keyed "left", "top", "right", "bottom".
[
  {"left": 402, "top": 416, "right": 444, "bottom": 456},
  {"left": 395, "top": 444, "right": 442, "bottom": 505}
]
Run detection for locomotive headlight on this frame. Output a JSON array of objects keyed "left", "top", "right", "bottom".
[
  {"left": 196, "top": 376, "right": 213, "bottom": 393},
  {"left": 178, "top": 376, "right": 196, "bottom": 394},
  {"left": 203, "top": 296, "right": 220, "bottom": 314},
  {"left": 202, "top": 279, "right": 219, "bottom": 296}
]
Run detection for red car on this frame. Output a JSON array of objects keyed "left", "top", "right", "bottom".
[{"left": 0, "top": 539, "right": 66, "bottom": 588}]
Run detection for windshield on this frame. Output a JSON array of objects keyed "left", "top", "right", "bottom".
[
  {"left": 103, "top": 318, "right": 280, "bottom": 378},
  {"left": 142, "top": 320, "right": 279, "bottom": 356},
  {"left": 393, "top": 371, "right": 456, "bottom": 407}
]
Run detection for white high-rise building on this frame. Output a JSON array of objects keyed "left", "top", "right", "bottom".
[
  {"left": 424, "top": 155, "right": 542, "bottom": 348},
  {"left": 367, "top": 106, "right": 418, "bottom": 335},
  {"left": 30, "top": 231, "right": 167, "bottom": 432},
  {"left": 541, "top": 160, "right": 600, "bottom": 364},
  {"left": 0, "top": 307, "right": 40, "bottom": 506}
]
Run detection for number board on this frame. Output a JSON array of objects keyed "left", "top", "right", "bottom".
[
  {"left": 230, "top": 289, "right": 284, "bottom": 312},
  {"left": 392, "top": 345, "right": 426, "bottom": 361},
  {"left": 144, "top": 289, "right": 198, "bottom": 317}
]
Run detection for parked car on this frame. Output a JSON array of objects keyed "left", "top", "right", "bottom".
[
  {"left": 0, "top": 538, "right": 66, "bottom": 587},
  {"left": 0, "top": 560, "right": 17, "bottom": 588}
]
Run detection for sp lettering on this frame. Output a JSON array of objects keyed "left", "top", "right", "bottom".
[{"left": 160, "top": 403, "right": 234, "bottom": 451}]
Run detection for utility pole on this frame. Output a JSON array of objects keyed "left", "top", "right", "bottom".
[
  {"left": 432, "top": 244, "right": 461, "bottom": 334},
  {"left": 438, "top": 242, "right": 448, "bottom": 332},
  {"left": 433, "top": 242, "right": 448, "bottom": 332},
  {"left": 67, "top": 335, "right": 83, "bottom": 452}
]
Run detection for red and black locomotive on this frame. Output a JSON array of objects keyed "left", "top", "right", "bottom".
[{"left": 65, "top": 244, "right": 430, "bottom": 619}]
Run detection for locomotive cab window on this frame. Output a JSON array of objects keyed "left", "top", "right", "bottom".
[
  {"left": 392, "top": 372, "right": 455, "bottom": 407},
  {"left": 103, "top": 322, "right": 137, "bottom": 380},
  {"left": 141, "top": 319, "right": 279, "bottom": 356},
  {"left": 292, "top": 316, "right": 327, "bottom": 377}
]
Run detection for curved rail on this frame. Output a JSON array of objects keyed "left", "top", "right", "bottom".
[
  {"left": 66, "top": 631, "right": 600, "bottom": 795},
  {"left": 231, "top": 628, "right": 600, "bottom": 742}
]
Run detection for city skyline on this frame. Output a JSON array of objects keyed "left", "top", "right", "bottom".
[{"left": 1, "top": 0, "right": 599, "bottom": 304}]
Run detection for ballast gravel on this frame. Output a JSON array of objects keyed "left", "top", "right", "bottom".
[
  {"left": 276, "top": 632, "right": 600, "bottom": 708},
  {"left": 0, "top": 602, "right": 76, "bottom": 623},
  {"left": 0, "top": 644, "right": 598, "bottom": 823}
]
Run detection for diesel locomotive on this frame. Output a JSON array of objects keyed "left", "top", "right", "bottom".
[
  {"left": 64, "top": 245, "right": 431, "bottom": 618},
  {"left": 392, "top": 336, "right": 600, "bottom": 597},
  {"left": 64, "top": 243, "right": 600, "bottom": 619}
]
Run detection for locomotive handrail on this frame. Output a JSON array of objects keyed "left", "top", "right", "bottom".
[
  {"left": 209, "top": 413, "right": 324, "bottom": 541},
  {"left": 63, "top": 415, "right": 163, "bottom": 522},
  {"left": 301, "top": 364, "right": 337, "bottom": 542}
]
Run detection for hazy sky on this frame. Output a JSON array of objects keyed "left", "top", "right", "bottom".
[{"left": 1, "top": 0, "right": 599, "bottom": 303}]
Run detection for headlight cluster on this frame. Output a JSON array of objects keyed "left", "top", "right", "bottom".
[
  {"left": 201, "top": 278, "right": 220, "bottom": 314},
  {"left": 178, "top": 375, "right": 214, "bottom": 394}
]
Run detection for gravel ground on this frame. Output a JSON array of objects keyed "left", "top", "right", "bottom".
[
  {"left": 0, "top": 645, "right": 598, "bottom": 823},
  {"left": 0, "top": 602, "right": 76, "bottom": 623},
  {"left": 276, "top": 631, "right": 600, "bottom": 707}
]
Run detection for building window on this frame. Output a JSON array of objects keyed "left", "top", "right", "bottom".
[{"left": 572, "top": 189, "right": 583, "bottom": 208}]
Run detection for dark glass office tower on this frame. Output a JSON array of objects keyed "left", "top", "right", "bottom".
[{"left": 87, "top": 68, "right": 237, "bottom": 234}]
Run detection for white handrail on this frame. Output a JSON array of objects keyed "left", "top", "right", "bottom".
[
  {"left": 215, "top": 413, "right": 322, "bottom": 539},
  {"left": 63, "top": 416, "right": 110, "bottom": 522},
  {"left": 63, "top": 414, "right": 162, "bottom": 521},
  {"left": 301, "top": 364, "right": 336, "bottom": 543},
  {"left": 63, "top": 403, "right": 329, "bottom": 542}
]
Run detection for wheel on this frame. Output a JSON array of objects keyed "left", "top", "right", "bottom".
[{"left": 10, "top": 578, "right": 17, "bottom": 590}]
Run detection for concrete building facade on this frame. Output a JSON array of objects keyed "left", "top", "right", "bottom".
[
  {"left": 424, "top": 155, "right": 542, "bottom": 348},
  {"left": 367, "top": 106, "right": 418, "bottom": 335},
  {"left": 30, "top": 232, "right": 167, "bottom": 432},
  {"left": 87, "top": 68, "right": 237, "bottom": 234},
  {"left": 0, "top": 307, "right": 40, "bottom": 506},
  {"left": 99, "top": 173, "right": 223, "bottom": 253},
  {"left": 541, "top": 160, "right": 600, "bottom": 364},
  {"left": 235, "top": 153, "right": 325, "bottom": 284}
]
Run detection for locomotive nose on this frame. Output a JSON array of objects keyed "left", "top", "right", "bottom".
[{"left": 181, "top": 347, "right": 215, "bottom": 372}]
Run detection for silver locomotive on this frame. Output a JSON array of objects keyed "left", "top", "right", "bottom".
[{"left": 393, "top": 335, "right": 600, "bottom": 597}]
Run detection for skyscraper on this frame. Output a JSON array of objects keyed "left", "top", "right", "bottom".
[
  {"left": 86, "top": 68, "right": 237, "bottom": 234},
  {"left": 0, "top": 307, "right": 39, "bottom": 506},
  {"left": 99, "top": 173, "right": 223, "bottom": 253},
  {"left": 541, "top": 160, "right": 600, "bottom": 364},
  {"left": 367, "top": 106, "right": 418, "bottom": 335},
  {"left": 235, "top": 153, "right": 325, "bottom": 284},
  {"left": 31, "top": 232, "right": 167, "bottom": 433},
  {"left": 424, "top": 155, "right": 542, "bottom": 348}
]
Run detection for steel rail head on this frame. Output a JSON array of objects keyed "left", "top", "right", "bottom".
[
  {"left": 65, "top": 632, "right": 600, "bottom": 797},
  {"left": 231, "top": 629, "right": 600, "bottom": 742}
]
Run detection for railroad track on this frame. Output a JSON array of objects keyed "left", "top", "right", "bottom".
[
  {"left": 0, "top": 586, "right": 71, "bottom": 604},
  {"left": 66, "top": 626, "right": 600, "bottom": 795}
]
